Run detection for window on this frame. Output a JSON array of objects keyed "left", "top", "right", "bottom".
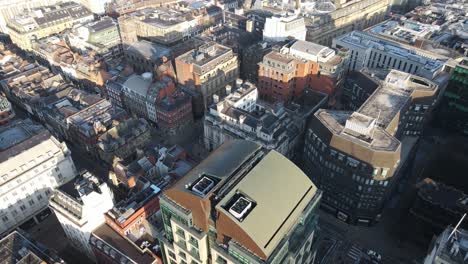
[
  {"left": 28, "top": 200, "right": 35, "bottom": 206},
  {"left": 20, "top": 205, "right": 26, "bottom": 211},
  {"left": 1, "top": 216, "right": 8, "bottom": 222},
  {"left": 382, "top": 168, "right": 388, "bottom": 177}
]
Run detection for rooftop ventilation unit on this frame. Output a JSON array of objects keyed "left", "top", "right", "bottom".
[
  {"left": 191, "top": 176, "right": 215, "bottom": 196},
  {"left": 229, "top": 196, "right": 253, "bottom": 220}
]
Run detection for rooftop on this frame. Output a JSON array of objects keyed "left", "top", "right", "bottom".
[
  {"left": 98, "top": 118, "right": 150, "bottom": 151},
  {"left": 336, "top": 31, "right": 447, "bottom": 73},
  {"left": 0, "top": 231, "right": 63, "bottom": 264},
  {"left": 125, "top": 40, "right": 171, "bottom": 61},
  {"left": 289, "top": 40, "right": 337, "bottom": 63},
  {"left": 107, "top": 185, "right": 161, "bottom": 224},
  {"left": 178, "top": 41, "right": 232, "bottom": 67},
  {"left": 91, "top": 224, "right": 156, "bottom": 264},
  {"left": 215, "top": 149, "right": 317, "bottom": 258},
  {"left": 358, "top": 70, "right": 438, "bottom": 128}
]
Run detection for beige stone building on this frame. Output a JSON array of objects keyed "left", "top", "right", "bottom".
[
  {"left": 6, "top": 2, "right": 93, "bottom": 51},
  {"left": 305, "top": 0, "right": 390, "bottom": 46}
]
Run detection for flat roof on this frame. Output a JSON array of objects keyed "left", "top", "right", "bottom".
[
  {"left": 92, "top": 224, "right": 156, "bottom": 264},
  {"left": 216, "top": 150, "right": 317, "bottom": 257}
]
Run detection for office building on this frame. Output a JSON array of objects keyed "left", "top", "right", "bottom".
[
  {"left": 257, "top": 40, "right": 347, "bottom": 103},
  {"left": 124, "top": 40, "right": 172, "bottom": 74},
  {"left": 175, "top": 41, "right": 239, "bottom": 116},
  {"left": 6, "top": 2, "right": 94, "bottom": 51},
  {"left": 333, "top": 31, "right": 448, "bottom": 80},
  {"left": 0, "top": 0, "right": 61, "bottom": 33},
  {"left": 118, "top": 5, "right": 221, "bottom": 46},
  {"left": 67, "top": 17, "right": 123, "bottom": 62},
  {"left": 438, "top": 57, "right": 468, "bottom": 136},
  {"left": 304, "top": 0, "right": 390, "bottom": 46},
  {"left": 263, "top": 12, "right": 306, "bottom": 42},
  {"left": 0, "top": 119, "right": 77, "bottom": 236},
  {"left": 341, "top": 70, "right": 381, "bottom": 111},
  {"left": 424, "top": 225, "right": 468, "bottom": 264},
  {"left": 49, "top": 171, "right": 114, "bottom": 260},
  {"left": 0, "top": 230, "right": 65, "bottom": 263},
  {"left": 204, "top": 79, "right": 326, "bottom": 159},
  {"left": 97, "top": 118, "right": 151, "bottom": 164},
  {"left": 159, "top": 140, "right": 322, "bottom": 264},
  {"left": 303, "top": 70, "right": 440, "bottom": 225},
  {"left": 0, "top": 95, "right": 15, "bottom": 125},
  {"left": 76, "top": 0, "right": 112, "bottom": 14}
]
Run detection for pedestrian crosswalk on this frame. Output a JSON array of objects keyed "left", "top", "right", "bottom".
[{"left": 347, "top": 245, "right": 362, "bottom": 261}]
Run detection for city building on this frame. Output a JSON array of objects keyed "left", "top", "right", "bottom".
[
  {"left": 333, "top": 31, "right": 448, "bottom": 80},
  {"left": 303, "top": 0, "right": 390, "bottom": 46},
  {"left": 240, "top": 41, "right": 273, "bottom": 83},
  {"left": 175, "top": 41, "right": 239, "bottom": 116},
  {"left": 90, "top": 185, "right": 163, "bottom": 264},
  {"left": 105, "top": 0, "right": 177, "bottom": 16},
  {"left": 204, "top": 79, "right": 326, "bottom": 159},
  {"left": 0, "top": 44, "right": 37, "bottom": 79},
  {"left": 124, "top": 40, "right": 172, "bottom": 74},
  {"left": 49, "top": 171, "right": 115, "bottom": 260},
  {"left": 0, "top": 65, "right": 74, "bottom": 118},
  {"left": 0, "top": 230, "right": 65, "bottom": 263},
  {"left": 437, "top": 57, "right": 468, "bottom": 136},
  {"left": 76, "top": 0, "right": 112, "bottom": 14},
  {"left": 110, "top": 144, "right": 193, "bottom": 189},
  {"left": 32, "top": 36, "right": 113, "bottom": 90},
  {"left": 403, "top": 2, "right": 468, "bottom": 55},
  {"left": 118, "top": 5, "right": 221, "bottom": 46},
  {"left": 0, "top": 94, "right": 15, "bottom": 125},
  {"left": 67, "top": 17, "right": 123, "bottom": 62},
  {"left": 42, "top": 89, "right": 126, "bottom": 154},
  {"left": 410, "top": 178, "right": 467, "bottom": 235},
  {"left": 263, "top": 12, "right": 306, "bottom": 42},
  {"left": 303, "top": 70, "right": 440, "bottom": 225},
  {"left": 424, "top": 224, "right": 468, "bottom": 264},
  {"left": 158, "top": 140, "right": 322, "bottom": 264},
  {"left": 6, "top": 2, "right": 94, "bottom": 51},
  {"left": 367, "top": 19, "right": 439, "bottom": 47},
  {"left": 0, "top": 119, "right": 77, "bottom": 236},
  {"left": 97, "top": 118, "right": 151, "bottom": 164},
  {"left": 156, "top": 88, "right": 193, "bottom": 136},
  {"left": 0, "top": 0, "right": 61, "bottom": 33},
  {"left": 257, "top": 40, "right": 347, "bottom": 103},
  {"left": 341, "top": 70, "right": 380, "bottom": 110}
]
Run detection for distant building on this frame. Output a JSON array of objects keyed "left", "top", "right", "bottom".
[
  {"left": 97, "top": 118, "right": 151, "bottom": 164},
  {"left": 77, "top": 0, "right": 112, "bottom": 14},
  {"left": 303, "top": 70, "right": 440, "bottom": 225},
  {"left": 0, "top": 0, "right": 61, "bottom": 33},
  {"left": 263, "top": 12, "right": 306, "bottom": 42},
  {"left": 118, "top": 5, "right": 220, "bottom": 46},
  {"left": 106, "top": 0, "right": 177, "bottom": 16},
  {"left": 0, "top": 230, "right": 65, "bottom": 263},
  {"left": 89, "top": 185, "right": 162, "bottom": 264},
  {"left": 333, "top": 31, "right": 448, "bottom": 80},
  {"left": 0, "top": 45, "right": 37, "bottom": 79},
  {"left": 49, "top": 171, "right": 114, "bottom": 260},
  {"left": 67, "top": 17, "right": 123, "bottom": 62},
  {"left": 175, "top": 41, "right": 239, "bottom": 116},
  {"left": 257, "top": 40, "right": 347, "bottom": 103},
  {"left": 204, "top": 79, "right": 326, "bottom": 159},
  {"left": 0, "top": 95, "right": 15, "bottom": 125},
  {"left": 159, "top": 140, "right": 322, "bottom": 264},
  {"left": 438, "top": 57, "right": 468, "bottom": 136},
  {"left": 0, "top": 119, "right": 77, "bottom": 236},
  {"left": 304, "top": 0, "right": 389, "bottom": 46},
  {"left": 6, "top": 2, "right": 93, "bottom": 51},
  {"left": 424, "top": 225, "right": 468, "bottom": 264}
]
